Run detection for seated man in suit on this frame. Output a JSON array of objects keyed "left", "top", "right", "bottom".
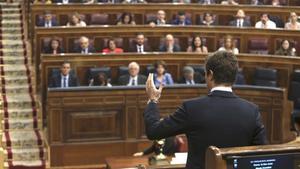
[
  {"left": 172, "top": 11, "right": 192, "bottom": 26},
  {"left": 179, "top": 66, "right": 203, "bottom": 85},
  {"left": 49, "top": 61, "right": 79, "bottom": 88},
  {"left": 73, "top": 36, "right": 96, "bottom": 54},
  {"left": 149, "top": 10, "right": 167, "bottom": 26},
  {"left": 128, "top": 33, "right": 151, "bottom": 53},
  {"left": 229, "top": 10, "right": 251, "bottom": 28},
  {"left": 118, "top": 62, "right": 147, "bottom": 86},
  {"left": 144, "top": 51, "right": 267, "bottom": 169},
  {"left": 37, "top": 11, "right": 58, "bottom": 27},
  {"left": 159, "top": 34, "right": 181, "bottom": 53}
]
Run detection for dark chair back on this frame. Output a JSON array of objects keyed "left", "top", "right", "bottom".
[
  {"left": 86, "top": 67, "right": 112, "bottom": 81},
  {"left": 118, "top": 66, "right": 129, "bottom": 77},
  {"left": 254, "top": 68, "right": 277, "bottom": 87}
]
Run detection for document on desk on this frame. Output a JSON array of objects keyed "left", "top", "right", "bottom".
[{"left": 170, "top": 152, "right": 188, "bottom": 165}]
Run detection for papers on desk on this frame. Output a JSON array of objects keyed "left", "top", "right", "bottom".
[{"left": 170, "top": 152, "right": 187, "bottom": 165}]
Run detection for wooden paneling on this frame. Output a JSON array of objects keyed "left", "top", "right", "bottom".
[
  {"left": 64, "top": 110, "right": 122, "bottom": 142},
  {"left": 46, "top": 86, "right": 295, "bottom": 166}
]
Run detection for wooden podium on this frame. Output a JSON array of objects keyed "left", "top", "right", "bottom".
[{"left": 105, "top": 156, "right": 185, "bottom": 169}]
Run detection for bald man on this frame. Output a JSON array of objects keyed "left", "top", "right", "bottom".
[
  {"left": 149, "top": 10, "right": 167, "bottom": 26},
  {"left": 159, "top": 34, "right": 181, "bottom": 52},
  {"left": 73, "top": 36, "right": 96, "bottom": 53},
  {"left": 118, "top": 62, "right": 147, "bottom": 86}
]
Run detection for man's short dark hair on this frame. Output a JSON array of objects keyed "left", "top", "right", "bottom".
[{"left": 205, "top": 51, "right": 238, "bottom": 85}]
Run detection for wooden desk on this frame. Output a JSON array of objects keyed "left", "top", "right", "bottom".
[
  {"left": 46, "top": 85, "right": 295, "bottom": 166},
  {"left": 105, "top": 156, "right": 185, "bottom": 169},
  {"left": 205, "top": 143, "right": 300, "bottom": 169}
]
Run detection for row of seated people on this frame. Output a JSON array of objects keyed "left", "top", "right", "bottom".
[
  {"left": 48, "top": 59, "right": 281, "bottom": 88},
  {"left": 37, "top": 10, "right": 300, "bottom": 29},
  {"left": 48, "top": 61, "right": 206, "bottom": 87},
  {"left": 43, "top": 34, "right": 298, "bottom": 56},
  {"left": 35, "top": 0, "right": 290, "bottom": 6}
]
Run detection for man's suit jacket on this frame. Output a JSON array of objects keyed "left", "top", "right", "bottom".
[
  {"left": 198, "top": 0, "right": 216, "bottom": 4},
  {"left": 144, "top": 91, "right": 267, "bottom": 169},
  {"left": 37, "top": 19, "right": 58, "bottom": 27},
  {"left": 49, "top": 74, "right": 79, "bottom": 88},
  {"left": 159, "top": 44, "right": 181, "bottom": 52},
  {"left": 229, "top": 19, "right": 251, "bottom": 27},
  {"left": 118, "top": 74, "right": 147, "bottom": 85},
  {"left": 128, "top": 44, "right": 152, "bottom": 53},
  {"left": 72, "top": 46, "right": 96, "bottom": 53},
  {"left": 171, "top": 18, "right": 192, "bottom": 25}
]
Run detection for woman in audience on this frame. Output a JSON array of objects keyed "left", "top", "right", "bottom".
[
  {"left": 153, "top": 60, "right": 174, "bottom": 87},
  {"left": 218, "top": 36, "right": 239, "bottom": 54},
  {"left": 66, "top": 12, "right": 87, "bottom": 27},
  {"left": 199, "top": 13, "right": 216, "bottom": 26},
  {"left": 285, "top": 12, "right": 300, "bottom": 30},
  {"left": 117, "top": 12, "right": 136, "bottom": 25},
  {"left": 89, "top": 72, "right": 112, "bottom": 87},
  {"left": 187, "top": 36, "right": 208, "bottom": 53},
  {"left": 44, "top": 38, "right": 64, "bottom": 54},
  {"left": 275, "top": 39, "right": 296, "bottom": 56},
  {"left": 102, "top": 39, "right": 124, "bottom": 54}
]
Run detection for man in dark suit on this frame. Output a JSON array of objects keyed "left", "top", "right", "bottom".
[
  {"left": 198, "top": 0, "right": 215, "bottom": 4},
  {"left": 128, "top": 33, "right": 151, "bottom": 53},
  {"left": 49, "top": 61, "right": 79, "bottom": 88},
  {"left": 159, "top": 34, "right": 181, "bottom": 53},
  {"left": 172, "top": 11, "right": 192, "bottom": 26},
  {"left": 229, "top": 9, "right": 251, "bottom": 27},
  {"left": 72, "top": 36, "right": 96, "bottom": 53},
  {"left": 118, "top": 62, "right": 147, "bottom": 86},
  {"left": 144, "top": 51, "right": 267, "bottom": 169},
  {"left": 37, "top": 11, "right": 58, "bottom": 27},
  {"left": 179, "top": 66, "right": 204, "bottom": 84}
]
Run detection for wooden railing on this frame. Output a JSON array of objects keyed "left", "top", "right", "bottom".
[{"left": 46, "top": 85, "right": 295, "bottom": 166}]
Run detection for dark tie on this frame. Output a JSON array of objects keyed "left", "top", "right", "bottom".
[
  {"left": 131, "top": 79, "right": 136, "bottom": 86},
  {"left": 63, "top": 77, "right": 67, "bottom": 87}
]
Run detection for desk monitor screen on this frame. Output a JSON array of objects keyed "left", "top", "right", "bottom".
[{"left": 226, "top": 153, "right": 300, "bottom": 169}]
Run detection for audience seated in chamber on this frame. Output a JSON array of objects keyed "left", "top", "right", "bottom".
[
  {"left": 159, "top": 34, "right": 181, "bottom": 52},
  {"left": 102, "top": 39, "right": 124, "bottom": 54},
  {"left": 43, "top": 38, "right": 64, "bottom": 54},
  {"left": 73, "top": 36, "right": 96, "bottom": 53},
  {"left": 186, "top": 36, "right": 208, "bottom": 54},
  {"left": 49, "top": 61, "right": 80, "bottom": 88},
  {"left": 66, "top": 12, "right": 87, "bottom": 27},
  {"left": 275, "top": 39, "right": 296, "bottom": 56},
  {"left": 118, "top": 62, "right": 147, "bottom": 86},
  {"left": 153, "top": 60, "right": 174, "bottom": 87}
]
